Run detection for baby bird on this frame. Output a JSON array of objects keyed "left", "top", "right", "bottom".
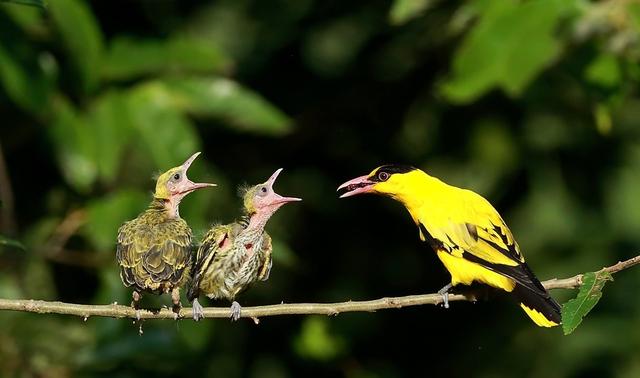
[
  {"left": 116, "top": 152, "right": 215, "bottom": 318},
  {"left": 188, "top": 168, "right": 301, "bottom": 321}
]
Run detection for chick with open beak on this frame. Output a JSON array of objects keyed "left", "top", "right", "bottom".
[
  {"left": 188, "top": 168, "right": 301, "bottom": 321},
  {"left": 116, "top": 152, "right": 216, "bottom": 319}
]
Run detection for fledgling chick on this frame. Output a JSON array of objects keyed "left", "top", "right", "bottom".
[
  {"left": 188, "top": 168, "right": 301, "bottom": 321},
  {"left": 116, "top": 152, "right": 216, "bottom": 319}
]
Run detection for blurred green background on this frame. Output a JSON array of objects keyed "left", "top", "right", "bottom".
[{"left": 1, "top": 0, "right": 640, "bottom": 376}]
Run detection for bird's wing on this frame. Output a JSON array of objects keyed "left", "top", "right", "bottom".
[
  {"left": 257, "top": 233, "right": 273, "bottom": 281},
  {"left": 188, "top": 224, "right": 233, "bottom": 299},
  {"left": 116, "top": 220, "right": 148, "bottom": 288},
  {"left": 141, "top": 220, "right": 193, "bottom": 286},
  {"left": 421, "top": 189, "right": 523, "bottom": 265},
  {"left": 419, "top": 190, "right": 547, "bottom": 294}
]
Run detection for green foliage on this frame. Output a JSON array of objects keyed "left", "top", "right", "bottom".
[
  {"left": 102, "top": 36, "right": 231, "bottom": 81},
  {"left": 0, "top": 235, "right": 25, "bottom": 250},
  {"left": 84, "top": 190, "right": 147, "bottom": 252},
  {"left": 0, "top": 0, "right": 44, "bottom": 8},
  {"left": 1, "top": 0, "right": 640, "bottom": 376},
  {"left": 442, "top": 0, "right": 575, "bottom": 102},
  {"left": 389, "top": 0, "right": 434, "bottom": 25},
  {"left": 562, "top": 271, "right": 613, "bottom": 335},
  {"left": 162, "top": 78, "right": 292, "bottom": 135},
  {"left": 294, "top": 317, "right": 346, "bottom": 361},
  {"left": 48, "top": 0, "right": 104, "bottom": 93}
]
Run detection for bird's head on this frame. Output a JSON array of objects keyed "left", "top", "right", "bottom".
[
  {"left": 154, "top": 152, "right": 216, "bottom": 204},
  {"left": 337, "top": 164, "right": 420, "bottom": 199},
  {"left": 242, "top": 168, "right": 301, "bottom": 216}
]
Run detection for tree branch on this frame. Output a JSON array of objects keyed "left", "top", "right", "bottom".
[{"left": 0, "top": 255, "right": 638, "bottom": 320}]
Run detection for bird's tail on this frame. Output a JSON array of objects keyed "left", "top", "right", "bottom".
[{"left": 512, "top": 277, "right": 562, "bottom": 328}]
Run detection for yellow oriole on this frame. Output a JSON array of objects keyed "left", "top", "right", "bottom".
[{"left": 338, "top": 165, "right": 561, "bottom": 327}]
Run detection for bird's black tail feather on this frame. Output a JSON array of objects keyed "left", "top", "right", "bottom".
[{"left": 512, "top": 270, "right": 562, "bottom": 327}]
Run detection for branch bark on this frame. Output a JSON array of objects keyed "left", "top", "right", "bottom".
[{"left": 0, "top": 255, "right": 638, "bottom": 320}]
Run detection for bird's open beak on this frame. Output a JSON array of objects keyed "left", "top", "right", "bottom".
[
  {"left": 177, "top": 152, "right": 217, "bottom": 195},
  {"left": 265, "top": 168, "right": 302, "bottom": 205},
  {"left": 337, "top": 175, "right": 375, "bottom": 198}
]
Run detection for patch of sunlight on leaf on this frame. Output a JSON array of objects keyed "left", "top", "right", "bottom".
[
  {"left": 294, "top": 317, "right": 346, "bottom": 361},
  {"left": 562, "top": 271, "right": 613, "bottom": 335},
  {"left": 83, "top": 189, "right": 148, "bottom": 252},
  {"left": 48, "top": 0, "right": 103, "bottom": 93},
  {"left": 585, "top": 53, "right": 621, "bottom": 88},
  {"left": 441, "top": 0, "right": 576, "bottom": 103},
  {"left": 102, "top": 36, "right": 231, "bottom": 81},
  {"left": 126, "top": 82, "right": 201, "bottom": 169},
  {"left": 162, "top": 77, "right": 292, "bottom": 136},
  {"left": 389, "top": 0, "right": 435, "bottom": 25},
  {"left": 49, "top": 96, "right": 98, "bottom": 193}
]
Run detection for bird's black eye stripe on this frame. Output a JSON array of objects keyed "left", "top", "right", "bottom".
[{"left": 370, "top": 164, "right": 416, "bottom": 182}]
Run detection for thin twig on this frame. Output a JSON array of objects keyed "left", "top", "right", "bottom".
[{"left": 0, "top": 255, "right": 637, "bottom": 320}]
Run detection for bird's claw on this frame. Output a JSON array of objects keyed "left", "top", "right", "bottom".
[
  {"left": 230, "top": 301, "right": 242, "bottom": 321},
  {"left": 192, "top": 299, "right": 205, "bottom": 321},
  {"left": 438, "top": 283, "right": 453, "bottom": 309}
]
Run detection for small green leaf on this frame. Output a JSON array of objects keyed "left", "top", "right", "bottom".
[
  {"left": 0, "top": 235, "right": 25, "bottom": 250},
  {"left": 102, "top": 36, "right": 230, "bottom": 81},
  {"left": 0, "top": 0, "right": 44, "bottom": 8},
  {"left": 389, "top": 0, "right": 434, "bottom": 25},
  {"left": 49, "top": 0, "right": 104, "bottom": 93},
  {"left": 163, "top": 77, "right": 292, "bottom": 136},
  {"left": 562, "top": 271, "right": 613, "bottom": 335},
  {"left": 442, "top": 0, "right": 575, "bottom": 103},
  {"left": 585, "top": 54, "right": 621, "bottom": 88}
]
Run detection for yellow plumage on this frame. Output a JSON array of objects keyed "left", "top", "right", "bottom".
[{"left": 339, "top": 165, "right": 561, "bottom": 327}]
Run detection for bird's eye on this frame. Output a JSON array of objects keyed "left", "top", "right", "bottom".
[
  {"left": 173, "top": 173, "right": 181, "bottom": 181},
  {"left": 258, "top": 186, "right": 268, "bottom": 196},
  {"left": 378, "top": 171, "right": 389, "bottom": 181}
]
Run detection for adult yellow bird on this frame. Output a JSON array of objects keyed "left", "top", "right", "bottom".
[{"left": 337, "top": 165, "right": 561, "bottom": 327}]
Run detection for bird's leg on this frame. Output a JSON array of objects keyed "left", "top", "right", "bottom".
[
  {"left": 131, "top": 291, "right": 142, "bottom": 321},
  {"left": 192, "top": 298, "right": 205, "bottom": 321},
  {"left": 171, "top": 287, "right": 181, "bottom": 320},
  {"left": 438, "top": 283, "right": 453, "bottom": 309},
  {"left": 230, "top": 301, "right": 242, "bottom": 321}
]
